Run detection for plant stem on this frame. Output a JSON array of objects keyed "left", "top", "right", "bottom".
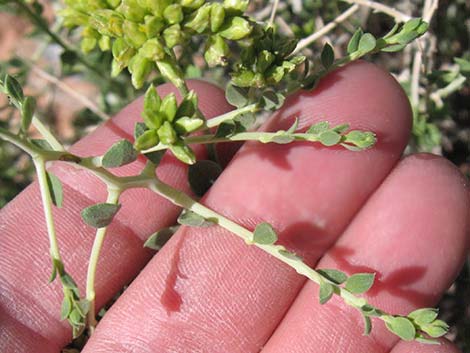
[
  {"left": 85, "top": 187, "right": 121, "bottom": 332},
  {"left": 205, "top": 103, "right": 259, "bottom": 128},
  {"left": 340, "top": 0, "right": 411, "bottom": 23},
  {"left": 147, "top": 178, "right": 367, "bottom": 308},
  {"left": 32, "top": 116, "right": 65, "bottom": 151},
  {"left": 0, "top": 127, "right": 38, "bottom": 155},
  {"left": 293, "top": 5, "right": 360, "bottom": 55},
  {"left": 33, "top": 158, "right": 62, "bottom": 264},
  {"left": 268, "top": 0, "right": 280, "bottom": 27}
]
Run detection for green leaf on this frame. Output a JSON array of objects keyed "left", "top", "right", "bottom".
[
  {"left": 358, "top": 33, "right": 376, "bottom": 53},
  {"left": 343, "top": 131, "right": 376, "bottom": 150},
  {"left": 101, "top": 139, "right": 137, "bottom": 168},
  {"left": 455, "top": 57, "right": 470, "bottom": 76},
  {"left": 225, "top": 83, "right": 249, "bottom": 108},
  {"left": 5, "top": 75, "right": 24, "bottom": 103},
  {"left": 21, "top": 96, "right": 36, "bottom": 132},
  {"left": 385, "top": 316, "right": 416, "bottom": 341},
  {"left": 382, "top": 43, "right": 407, "bottom": 53},
  {"left": 307, "top": 121, "right": 330, "bottom": 135},
  {"left": 278, "top": 249, "right": 303, "bottom": 261},
  {"left": 319, "top": 280, "right": 334, "bottom": 304},
  {"left": 188, "top": 160, "right": 222, "bottom": 197},
  {"left": 144, "top": 84, "right": 161, "bottom": 115},
  {"left": 144, "top": 225, "right": 179, "bottom": 250},
  {"left": 261, "top": 90, "right": 285, "bottom": 111},
  {"left": 317, "top": 269, "right": 348, "bottom": 284},
  {"left": 157, "top": 121, "right": 177, "bottom": 145},
  {"left": 169, "top": 141, "right": 196, "bottom": 165},
  {"left": 218, "top": 16, "right": 252, "bottom": 40},
  {"left": 363, "top": 315, "right": 372, "bottom": 335},
  {"left": 135, "top": 129, "right": 160, "bottom": 151},
  {"left": 161, "top": 93, "right": 178, "bottom": 122},
  {"left": 415, "top": 335, "right": 440, "bottom": 345},
  {"left": 345, "top": 273, "right": 375, "bottom": 294},
  {"left": 321, "top": 43, "right": 334, "bottom": 69},
  {"left": 253, "top": 222, "right": 278, "bottom": 245},
  {"left": 75, "top": 299, "right": 90, "bottom": 317},
  {"left": 360, "top": 304, "right": 382, "bottom": 317},
  {"left": 215, "top": 120, "right": 237, "bottom": 138},
  {"left": 49, "top": 258, "right": 64, "bottom": 283},
  {"left": 347, "top": 28, "right": 363, "bottom": 54},
  {"left": 286, "top": 118, "right": 299, "bottom": 134},
  {"left": 60, "top": 272, "right": 78, "bottom": 291},
  {"left": 177, "top": 209, "right": 214, "bottom": 227},
  {"left": 81, "top": 203, "right": 121, "bottom": 228},
  {"left": 68, "top": 309, "right": 84, "bottom": 326},
  {"left": 408, "top": 308, "right": 438, "bottom": 326},
  {"left": 319, "top": 130, "right": 341, "bottom": 146},
  {"left": 61, "top": 295, "right": 73, "bottom": 320},
  {"left": 422, "top": 320, "right": 449, "bottom": 338},
  {"left": 266, "top": 131, "right": 295, "bottom": 144},
  {"left": 46, "top": 172, "right": 63, "bottom": 208}
]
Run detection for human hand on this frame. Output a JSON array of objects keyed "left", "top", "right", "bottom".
[{"left": 1, "top": 61, "right": 468, "bottom": 353}]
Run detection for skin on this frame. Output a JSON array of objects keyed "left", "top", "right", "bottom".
[{"left": 0, "top": 61, "right": 468, "bottom": 353}]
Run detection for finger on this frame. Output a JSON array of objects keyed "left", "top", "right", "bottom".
[
  {"left": 261, "top": 154, "right": 469, "bottom": 353},
  {"left": 0, "top": 81, "right": 232, "bottom": 352},
  {"left": 83, "top": 61, "right": 413, "bottom": 353},
  {"left": 391, "top": 339, "right": 462, "bottom": 353}
]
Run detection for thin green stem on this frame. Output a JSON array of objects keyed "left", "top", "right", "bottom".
[
  {"left": 205, "top": 103, "right": 259, "bottom": 128},
  {"left": 33, "top": 157, "right": 62, "bottom": 262},
  {"left": 32, "top": 116, "right": 65, "bottom": 151},
  {"left": 0, "top": 127, "right": 39, "bottom": 156},
  {"left": 85, "top": 187, "right": 121, "bottom": 332}
]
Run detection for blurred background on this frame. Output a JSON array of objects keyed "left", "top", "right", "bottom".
[{"left": 0, "top": 0, "right": 469, "bottom": 351}]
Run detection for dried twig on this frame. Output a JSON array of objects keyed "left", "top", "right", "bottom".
[
  {"left": 341, "top": 0, "right": 411, "bottom": 22},
  {"left": 293, "top": 5, "right": 360, "bottom": 55},
  {"left": 30, "top": 66, "right": 110, "bottom": 121}
]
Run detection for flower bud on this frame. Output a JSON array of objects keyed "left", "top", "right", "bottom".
[
  {"left": 123, "top": 20, "right": 147, "bottom": 47},
  {"left": 139, "top": 38, "right": 165, "bottom": 61},
  {"left": 223, "top": 0, "right": 249, "bottom": 13},
  {"left": 143, "top": 15, "right": 165, "bottom": 37},
  {"left": 218, "top": 16, "right": 252, "bottom": 40},
  {"left": 185, "top": 4, "right": 211, "bottom": 33},
  {"left": 98, "top": 35, "right": 111, "bottom": 51},
  {"left": 204, "top": 35, "right": 229, "bottom": 67},
  {"left": 180, "top": 0, "right": 204, "bottom": 10},
  {"left": 117, "top": 0, "right": 146, "bottom": 22},
  {"left": 160, "top": 93, "right": 178, "bottom": 122},
  {"left": 134, "top": 129, "right": 159, "bottom": 150},
  {"left": 111, "top": 38, "right": 136, "bottom": 75},
  {"left": 163, "top": 24, "right": 186, "bottom": 48},
  {"left": 210, "top": 3, "right": 225, "bottom": 32},
  {"left": 157, "top": 121, "right": 178, "bottom": 145},
  {"left": 256, "top": 50, "right": 275, "bottom": 73},
  {"left": 169, "top": 141, "right": 196, "bottom": 164},
  {"left": 128, "top": 54, "right": 152, "bottom": 88},
  {"left": 163, "top": 4, "right": 183, "bottom": 25},
  {"left": 174, "top": 116, "right": 204, "bottom": 134},
  {"left": 90, "top": 10, "right": 124, "bottom": 37}
]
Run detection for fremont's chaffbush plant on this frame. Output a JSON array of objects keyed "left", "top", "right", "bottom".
[{"left": 0, "top": 0, "right": 448, "bottom": 345}]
